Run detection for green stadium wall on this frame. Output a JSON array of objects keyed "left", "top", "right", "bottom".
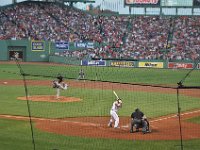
[
  {"left": 0, "top": 40, "right": 53, "bottom": 62},
  {"left": 0, "top": 40, "right": 198, "bottom": 69},
  {"left": 49, "top": 55, "right": 81, "bottom": 65},
  {"left": 0, "top": 40, "right": 99, "bottom": 62}
]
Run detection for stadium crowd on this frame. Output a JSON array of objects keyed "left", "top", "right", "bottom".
[{"left": 0, "top": 2, "right": 199, "bottom": 60}]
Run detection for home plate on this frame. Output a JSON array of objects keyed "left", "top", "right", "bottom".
[{"left": 121, "top": 125, "right": 129, "bottom": 128}]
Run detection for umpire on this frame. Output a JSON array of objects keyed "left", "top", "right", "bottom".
[{"left": 130, "top": 108, "right": 148, "bottom": 134}]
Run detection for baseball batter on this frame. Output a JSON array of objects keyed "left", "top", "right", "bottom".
[
  {"left": 108, "top": 98, "right": 122, "bottom": 128},
  {"left": 52, "top": 74, "right": 68, "bottom": 99}
]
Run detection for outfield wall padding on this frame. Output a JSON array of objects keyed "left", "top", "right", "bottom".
[{"left": 0, "top": 40, "right": 53, "bottom": 62}]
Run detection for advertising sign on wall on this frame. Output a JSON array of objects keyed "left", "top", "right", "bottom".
[
  {"left": 162, "top": 0, "right": 193, "bottom": 6},
  {"left": 32, "top": 41, "right": 45, "bottom": 51},
  {"left": 75, "top": 42, "right": 94, "bottom": 49},
  {"left": 139, "top": 62, "right": 164, "bottom": 68},
  {"left": 87, "top": 42, "right": 94, "bottom": 48},
  {"left": 111, "top": 61, "right": 135, "bottom": 67},
  {"left": 125, "top": 0, "right": 160, "bottom": 6},
  {"left": 55, "top": 42, "right": 69, "bottom": 50},
  {"left": 81, "top": 60, "right": 106, "bottom": 66},
  {"left": 168, "top": 62, "right": 193, "bottom": 69}
]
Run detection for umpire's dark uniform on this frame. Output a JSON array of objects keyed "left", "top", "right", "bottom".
[{"left": 130, "top": 108, "right": 147, "bottom": 133}]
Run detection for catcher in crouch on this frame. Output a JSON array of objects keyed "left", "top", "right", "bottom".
[
  {"left": 108, "top": 98, "right": 123, "bottom": 129},
  {"left": 52, "top": 74, "right": 68, "bottom": 99},
  {"left": 130, "top": 108, "right": 151, "bottom": 134}
]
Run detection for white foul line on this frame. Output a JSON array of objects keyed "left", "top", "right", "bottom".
[
  {"left": 150, "top": 109, "right": 200, "bottom": 123},
  {"left": 0, "top": 115, "right": 98, "bottom": 126},
  {"left": 0, "top": 109, "right": 200, "bottom": 128}
]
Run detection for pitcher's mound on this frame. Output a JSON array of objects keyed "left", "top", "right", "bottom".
[{"left": 17, "top": 95, "right": 81, "bottom": 103}]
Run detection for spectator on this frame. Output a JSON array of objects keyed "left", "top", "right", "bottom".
[{"left": 0, "top": 2, "right": 199, "bottom": 61}]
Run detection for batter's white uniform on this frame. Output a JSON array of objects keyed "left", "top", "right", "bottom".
[{"left": 108, "top": 101, "right": 122, "bottom": 128}]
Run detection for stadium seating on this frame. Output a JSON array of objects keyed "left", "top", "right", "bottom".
[{"left": 0, "top": 2, "right": 199, "bottom": 60}]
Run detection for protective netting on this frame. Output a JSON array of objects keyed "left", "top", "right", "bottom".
[
  {"left": 0, "top": 1, "right": 200, "bottom": 150},
  {"left": 0, "top": 60, "right": 199, "bottom": 150}
]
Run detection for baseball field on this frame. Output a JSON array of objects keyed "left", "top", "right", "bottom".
[{"left": 0, "top": 61, "right": 200, "bottom": 150}]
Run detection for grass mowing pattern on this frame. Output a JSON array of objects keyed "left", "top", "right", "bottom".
[
  {"left": 0, "top": 85, "right": 199, "bottom": 118},
  {"left": 0, "top": 63, "right": 200, "bottom": 150},
  {"left": 0, "top": 64, "right": 200, "bottom": 86}
]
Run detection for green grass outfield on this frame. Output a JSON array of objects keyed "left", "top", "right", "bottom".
[
  {"left": 0, "top": 85, "right": 199, "bottom": 118},
  {"left": 0, "top": 63, "right": 200, "bottom": 150},
  {"left": 0, "top": 63, "right": 200, "bottom": 86}
]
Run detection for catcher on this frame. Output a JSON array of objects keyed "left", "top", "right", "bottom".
[
  {"left": 130, "top": 108, "right": 151, "bottom": 134},
  {"left": 52, "top": 74, "right": 68, "bottom": 99},
  {"left": 108, "top": 98, "right": 123, "bottom": 129}
]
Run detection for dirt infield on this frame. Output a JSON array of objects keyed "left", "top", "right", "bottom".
[
  {"left": 0, "top": 110, "right": 200, "bottom": 140},
  {"left": 17, "top": 95, "right": 81, "bottom": 103},
  {"left": 36, "top": 110, "right": 200, "bottom": 140},
  {"left": 0, "top": 79, "right": 200, "bottom": 140}
]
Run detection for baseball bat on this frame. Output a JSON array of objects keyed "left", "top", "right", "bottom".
[{"left": 113, "top": 91, "right": 119, "bottom": 99}]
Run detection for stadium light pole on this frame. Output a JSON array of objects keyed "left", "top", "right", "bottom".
[{"left": 12, "top": 0, "right": 16, "bottom": 5}]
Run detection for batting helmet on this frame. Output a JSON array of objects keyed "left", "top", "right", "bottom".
[{"left": 118, "top": 99, "right": 122, "bottom": 104}]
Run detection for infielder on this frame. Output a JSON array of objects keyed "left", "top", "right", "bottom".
[
  {"left": 108, "top": 98, "right": 123, "bottom": 128},
  {"left": 77, "top": 69, "right": 85, "bottom": 81},
  {"left": 52, "top": 74, "right": 68, "bottom": 99}
]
